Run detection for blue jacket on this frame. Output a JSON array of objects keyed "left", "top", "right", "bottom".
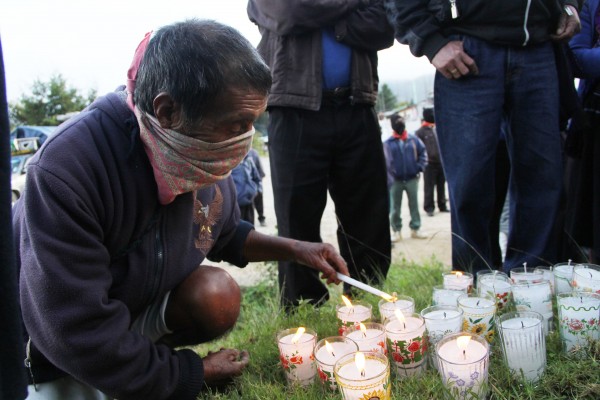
[
  {"left": 383, "top": 133, "right": 428, "bottom": 185},
  {"left": 569, "top": 0, "right": 600, "bottom": 99},
  {"left": 232, "top": 155, "right": 261, "bottom": 206}
]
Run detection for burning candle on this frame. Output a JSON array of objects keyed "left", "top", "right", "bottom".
[
  {"left": 443, "top": 271, "right": 474, "bottom": 293},
  {"left": 477, "top": 273, "right": 512, "bottom": 314},
  {"left": 344, "top": 322, "right": 387, "bottom": 355},
  {"left": 553, "top": 261, "right": 575, "bottom": 295},
  {"left": 457, "top": 293, "right": 497, "bottom": 343},
  {"left": 277, "top": 327, "right": 317, "bottom": 386},
  {"left": 385, "top": 311, "right": 427, "bottom": 377},
  {"left": 511, "top": 281, "right": 553, "bottom": 335},
  {"left": 432, "top": 285, "right": 468, "bottom": 307},
  {"left": 334, "top": 351, "right": 391, "bottom": 400},
  {"left": 572, "top": 264, "right": 600, "bottom": 294},
  {"left": 420, "top": 305, "right": 464, "bottom": 371},
  {"left": 436, "top": 333, "right": 490, "bottom": 400},
  {"left": 557, "top": 292, "right": 600, "bottom": 355},
  {"left": 313, "top": 336, "right": 359, "bottom": 390},
  {"left": 336, "top": 296, "right": 372, "bottom": 335},
  {"left": 497, "top": 311, "right": 546, "bottom": 382},
  {"left": 378, "top": 295, "right": 415, "bottom": 324}
]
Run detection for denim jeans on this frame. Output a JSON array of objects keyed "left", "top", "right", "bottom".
[
  {"left": 434, "top": 36, "right": 562, "bottom": 274},
  {"left": 390, "top": 177, "right": 421, "bottom": 232}
]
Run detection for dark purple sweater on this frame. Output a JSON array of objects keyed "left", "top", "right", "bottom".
[{"left": 13, "top": 91, "right": 253, "bottom": 399}]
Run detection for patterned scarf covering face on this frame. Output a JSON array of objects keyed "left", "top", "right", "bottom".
[{"left": 135, "top": 107, "right": 255, "bottom": 204}]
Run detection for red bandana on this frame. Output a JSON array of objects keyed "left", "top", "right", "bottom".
[{"left": 392, "top": 130, "right": 408, "bottom": 141}]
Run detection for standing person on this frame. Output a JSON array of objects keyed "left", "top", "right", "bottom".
[
  {"left": 415, "top": 107, "right": 448, "bottom": 216},
  {"left": 246, "top": 147, "right": 267, "bottom": 226},
  {"left": 231, "top": 152, "right": 261, "bottom": 225},
  {"left": 14, "top": 20, "right": 349, "bottom": 400},
  {"left": 386, "top": 0, "right": 582, "bottom": 274},
  {"left": 383, "top": 114, "right": 428, "bottom": 242},
  {"left": 565, "top": 0, "right": 600, "bottom": 264},
  {"left": 248, "top": 0, "right": 394, "bottom": 308}
]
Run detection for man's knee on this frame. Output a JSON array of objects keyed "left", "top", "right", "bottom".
[{"left": 165, "top": 266, "right": 241, "bottom": 344}]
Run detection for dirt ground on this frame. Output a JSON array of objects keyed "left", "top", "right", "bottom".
[{"left": 217, "top": 156, "right": 453, "bottom": 287}]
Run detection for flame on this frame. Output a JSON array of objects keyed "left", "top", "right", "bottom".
[
  {"left": 325, "top": 340, "right": 334, "bottom": 355},
  {"left": 455, "top": 271, "right": 463, "bottom": 278},
  {"left": 291, "top": 327, "right": 305, "bottom": 344},
  {"left": 359, "top": 323, "right": 367, "bottom": 335},
  {"left": 341, "top": 295, "right": 353, "bottom": 308},
  {"left": 394, "top": 309, "right": 406, "bottom": 324},
  {"left": 354, "top": 351, "right": 366, "bottom": 374},
  {"left": 456, "top": 335, "right": 471, "bottom": 351},
  {"left": 381, "top": 292, "right": 395, "bottom": 302}
]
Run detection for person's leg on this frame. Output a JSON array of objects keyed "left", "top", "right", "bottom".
[
  {"left": 423, "top": 166, "right": 435, "bottom": 214},
  {"left": 239, "top": 204, "right": 255, "bottom": 225},
  {"left": 434, "top": 164, "right": 449, "bottom": 211},
  {"left": 254, "top": 191, "right": 265, "bottom": 225},
  {"left": 434, "top": 36, "right": 506, "bottom": 273},
  {"left": 406, "top": 177, "right": 421, "bottom": 231},
  {"left": 162, "top": 266, "right": 241, "bottom": 346},
  {"left": 504, "top": 42, "right": 561, "bottom": 271},
  {"left": 268, "top": 107, "right": 331, "bottom": 308},
  {"left": 489, "top": 139, "right": 510, "bottom": 269},
  {"left": 328, "top": 104, "right": 391, "bottom": 286},
  {"left": 389, "top": 181, "right": 403, "bottom": 233}
]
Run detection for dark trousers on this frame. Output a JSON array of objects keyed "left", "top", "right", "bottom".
[
  {"left": 253, "top": 191, "right": 265, "bottom": 222},
  {"left": 423, "top": 162, "right": 447, "bottom": 212},
  {"left": 268, "top": 102, "right": 391, "bottom": 308},
  {"left": 239, "top": 204, "right": 255, "bottom": 226}
]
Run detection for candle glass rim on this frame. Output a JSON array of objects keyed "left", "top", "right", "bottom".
[
  {"left": 476, "top": 269, "right": 509, "bottom": 278},
  {"left": 314, "top": 336, "right": 359, "bottom": 366},
  {"left": 497, "top": 310, "right": 544, "bottom": 331},
  {"left": 420, "top": 305, "right": 463, "bottom": 319},
  {"left": 556, "top": 291, "right": 600, "bottom": 302},
  {"left": 478, "top": 274, "right": 512, "bottom": 285},
  {"left": 533, "top": 265, "right": 554, "bottom": 272},
  {"left": 443, "top": 270, "right": 474, "bottom": 279},
  {"left": 276, "top": 327, "right": 318, "bottom": 345},
  {"left": 378, "top": 294, "right": 415, "bottom": 307},
  {"left": 343, "top": 321, "right": 386, "bottom": 338},
  {"left": 384, "top": 313, "right": 425, "bottom": 334},
  {"left": 435, "top": 331, "right": 490, "bottom": 365},
  {"left": 511, "top": 280, "right": 552, "bottom": 289},
  {"left": 573, "top": 264, "right": 600, "bottom": 281},
  {"left": 457, "top": 292, "right": 496, "bottom": 305},
  {"left": 432, "top": 284, "right": 468, "bottom": 292},
  {"left": 336, "top": 301, "right": 373, "bottom": 312},
  {"left": 334, "top": 351, "right": 390, "bottom": 382},
  {"left": 510, "top": 267, "right": 544, "bottom": 276}
]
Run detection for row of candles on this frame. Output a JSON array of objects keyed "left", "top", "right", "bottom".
[{"left": 276, "top": 263, "right": 600, "bottom": 399}]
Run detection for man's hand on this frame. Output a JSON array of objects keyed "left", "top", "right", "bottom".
[
  {"left": 292, "top": 241, "right": 349, "bottom": 284},
  {"left": 203, "top": 348, "right": 250, "bottom": 388},
  {"left": 431, "top": 41, "right": 478, "bottom": 80},
  {"left": 551, "top": 5, "right": 581, "bottom": 42}
]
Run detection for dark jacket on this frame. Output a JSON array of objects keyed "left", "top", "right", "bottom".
[
  {"left": 569, "top": 0, "right": 600, "bottom": 98},
  {"left": 232, "top": 154, "right": 261, "bottom": 206},
  {"left": 14, "top": 90, "right": 253, "bottom": 400},
  {"left": 247, "top": 0, "right": 394, "bottom": 110},
  {"left": 386, "top": 0, "right": 583, "bottom": 61},
  {"left": 383, "top": 134, "right": 428, "bottom": 185},
  {"left": 415, "top": 124, "right": 441, "bottom": 164}
]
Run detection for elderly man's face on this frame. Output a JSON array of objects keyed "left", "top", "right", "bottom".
[{"left": 182, "top": 88, "right": 268, "bottom": 143}]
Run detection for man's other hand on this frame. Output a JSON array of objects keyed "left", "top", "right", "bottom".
[
  {"left": 292, "top": 241, "right": 349, "bottom": 285},
  {"left": 203, "top": 348, "right": 250, "bottom": 388},
  {"left": 432, "top": 41, "right": 479, "bottom": 80}
]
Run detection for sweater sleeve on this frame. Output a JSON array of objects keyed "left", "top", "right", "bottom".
[
  {"left": 569, "top": 0, "right": 600, "bottom": 80},
  {"left": 384, "top": 0, "right": 450, "bottom": 61},
  {"left": 335, "top": 0, "right": 394, "bottom": 52},
  {"left": 19, "top": 162, "right": 203, "bottom": 400}
]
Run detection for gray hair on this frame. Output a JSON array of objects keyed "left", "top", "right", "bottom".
[{"left": 134, "top": 19, "right": 271, "bottom": 126}]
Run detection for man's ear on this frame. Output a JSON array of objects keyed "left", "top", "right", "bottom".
[{"left": 153, "top": 93, "right": 184, "bottom": 129}]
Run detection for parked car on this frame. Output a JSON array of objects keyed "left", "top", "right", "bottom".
[
  {"left": 11, "top": 153, "right": 34, "bottom": 206},
  {"left": 10, "top": 125, "right": 56, "bottom": 149}
]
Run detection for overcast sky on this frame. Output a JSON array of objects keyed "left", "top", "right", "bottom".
[{"left": 1, "top": 0, "right": 434, "bottom": 102}]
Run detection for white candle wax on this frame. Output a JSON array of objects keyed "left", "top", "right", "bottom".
[
  {"left": 345, "top": 327, "right": 386, "bottom": 354},
  {"left": 315, "top": 342, "right": 357, "bottom": 366},
  {"left": 277, "top": 329, "right": 317, "bottom": 385},
  {"left": 432, "top": 285, "right": 467, "bottom": 306},
  {"left": 459, "top": 297, "right": 495, "bottom": 309},
  {"left": 554, "top": 264, "right": 574, "bottom": 294},
  {"left": 443, "top": 272, "right": 473, "bottom": 291},
  {"left": 437, "top": 336, "right": 489, "bottom": 399},
  {"left": 379, "top": 298, "right": 415, "bottom": 321},
  {"left": 338, "top": 358, "right": 387, "bottom": 380},
  {"left": 279, "top": 333, "right": 314, "bottom": 345},
  {"left": 499, "top": 316, "right": 546, "bottom": 382},
  {"left": 384, "top": 316, "right": 423, "bottom": 333},
  {"left": 573, "top": 265, "right": 600, "bottom": 293},
  {"left": 337, "top": 304, "right": 372, "bottom": 323},
  {"left": 512, "top": 282, "right": 553, "bottom": 335},
  {"left": 557, "top": 294, "right": 600, "bottom": 352},
  {"left": 437, "top": 338, "right": 487, "bottom": 363}
]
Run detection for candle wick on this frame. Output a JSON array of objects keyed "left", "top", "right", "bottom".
[
  {"left": 331, "top": 351, "right": 336, "bottom": 357},
  {"left": 463, "top": 350, "right": 466, "bottom": 360},
  {"left": 581, "top": 296, "right": 583, "bottom": 303},
  {"left": 568, "top": 259, "right": 572, "bottom": 266},
  {"left": 521, "top": 321, "right": 525, "bottom": 329},
  {"left": 476, "top": 300, "right": 480, "bottom": 306},
  {"left": 589, "top": 271, "right": 593, "bottom": 279},
  {"left": 403, "top": 322, "right": 406, "bottom": 330},
  {"left": 363, "top": 331, "right": 367, "bottom": 338},
  {"left": 444, "top": 312, "right": 447, "bottom": 318},
  {"left": 361, "top": 370, "right": 365, "bottom": 378},
  {"left": 523, "top": 262, "right": 527, "bottom": 273}
]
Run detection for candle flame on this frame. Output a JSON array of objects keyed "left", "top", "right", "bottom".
[
  {"left": 359, "top": 323, "right": 367, "bottom": 337},
  {"left": 455, "top": 271, "right": 463, "bottom": 278},
  {"left": 381, "top": 292, "right": 395, "bottom": 302},
  {"left": 291, "top": 327, "right": 305, "bottom": 344},
  {"left": 394, "top": 309, "right": 406, "bottom": 324},
  {"left": 456, "top": 335, "right": 471, "bottom": 351},
  {"left": 341, "top": 295, "right": 353, "bottom": 308},
  {"left": 355, "top": 351, "right": 366, "bottom": 376},
  {"left": 325, "top": 340, "right": 334, "bottom": 355}
]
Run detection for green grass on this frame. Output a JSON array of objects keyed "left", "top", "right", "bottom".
[{"left": 191, "top": 259, "right": 600, "bottom": 399}]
